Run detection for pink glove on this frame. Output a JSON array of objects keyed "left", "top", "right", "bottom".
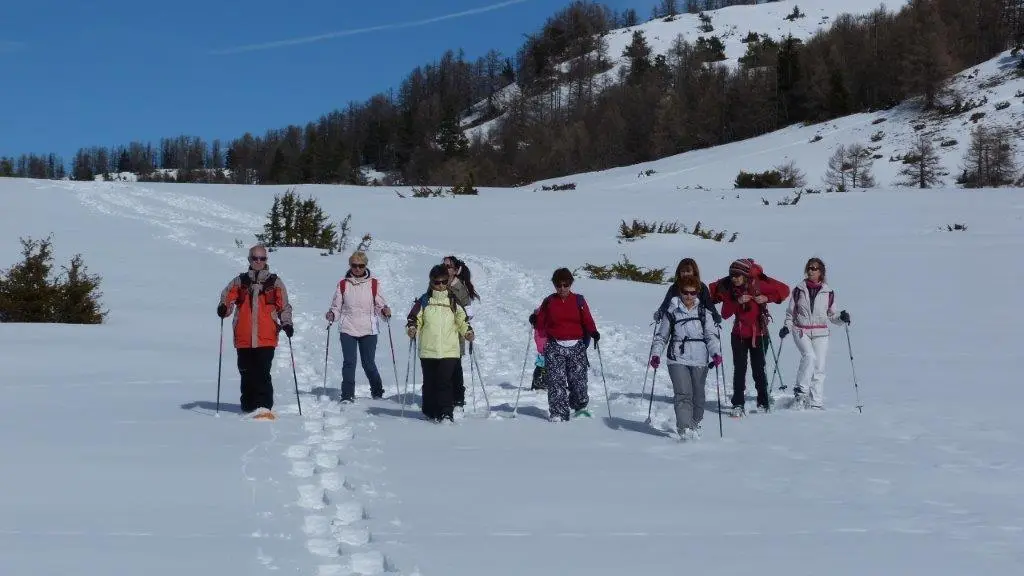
[
  {"left": 711, "top": 354, "right": 723, "bottom": 367},
  {"left": 650, "top": 356, "right": 660, "bottom": 369}
]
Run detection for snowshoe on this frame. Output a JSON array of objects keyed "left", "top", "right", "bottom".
[
  {"left": 251, "top": 408, "right": 276, "bottom": 420},
  {"left": 573, "top": 408, "right": 593, "bottom": 419},
  {"left": 729, "top": 405, "right": 745, "bottom": 418}
]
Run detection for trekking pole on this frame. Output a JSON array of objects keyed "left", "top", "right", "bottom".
[
  {"left": 714, "top": 362, "right": 724, "bottom": 438},
  {"left": 470, "top": 342, "right": 490, "bottom": 414},
  {"left": 774, "top": 335, "right": 788, "bottom": 391},
  {"left": 640, "top": 321, "right": 658, "bottom": 400},
  {"left": 216, "top": 317, "right": 224, "bottom": 415},
  {"left": 595, "top": 342, "right": 612, "bottom": 419},
  {"left": 288, "top": 335, "right": 302, "bottom": 416},
  {"left": 323, "top": 323, "right": 332, "bottom": 396},
  {"left": 511, "top": 331, "right": 532, "bottom": 418},
  {"left": 844, "top": 324, "right": 863, "bottom": 413},
  {"left": 767, "top": 335, "right": 785, "bottom": 394},
  {"left": 386, "top": 318, "right": 401, "bottom": 397},
  {"left": 401, "top": 338, "right": 413, "bottom": 418},
  {"left": 645, "top": 366, "right": 658, "bottom": 424},
  {"left": 469, "top": 344, "right": 477, "bottom": 414}
]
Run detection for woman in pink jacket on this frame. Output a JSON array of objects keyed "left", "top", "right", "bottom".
[
  {"left": 325, "top": 251, "right": 392, "bottom": 403},
  {"left": 781, "top": 257, "right": 850, "bottom": 409}
]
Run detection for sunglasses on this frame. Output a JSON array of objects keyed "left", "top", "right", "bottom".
[
  {"left": 350, "top": 263, "right": 366, "bottom": 269},
  {"left": 681, "top": 289, "right": 699, "bottom": 296},
  {"left": 555, "top": 283, "right": 571, "bottom": 289},
  {"left": 249, "top": 256, "right": 267, "bottom": 262},
  {"left": 432, "top": 279, "right": 449, "bottom": 286}
]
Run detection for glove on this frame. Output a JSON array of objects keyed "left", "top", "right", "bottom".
[
  {"left": 779, "top": 326, "right": 789, "bottom": 339},
  {"left": 711, "top": 354, "right": 723, "bottom": 367},
  {"left": 381, "top": 306, "right": 391, "bottom": 319},
  {"left": 406, "top": 325, "right": 416, "bottom": 338},
  {"left": 652, "top": 310, "right": 662, "bottom": 322},
  {"left": 649, "top": 355, "right": 660, "bottom": 369},
  {"left": 282, "top": 324, "right": 294, "bottom": 338},
  {"left": 839, "top": 310, "right": 851, "bottom": 325},
  {"left": 528, "top": 312, "right": 537, "bottom": 326},
  {"left": 535, "top": 354, "right": 545, "bottom": 368},
  {"left": 591, "top": 332, "right": 600, "bottom": 343},
  {"left": 465, "top": 330, "right": 475, "bottom": 342},
  {"left": 217, "top": 303, "right": 228, "bottom": 318},
  {"left": 325, "top": 311, "right": 335, "bottom": 322}
]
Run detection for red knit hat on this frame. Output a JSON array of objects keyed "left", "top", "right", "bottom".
[{"left": 729, "top": 258, "right": 755, "bottom": 277}]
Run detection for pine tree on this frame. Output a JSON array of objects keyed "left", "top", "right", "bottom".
[
  {"left": 623, "top": 31, "right": 653, "bottom": 85},
  {"left": 959, "top": 125, "right": 1018, "bottom": 187},
  {"left": 896, "top": 135, "right": 945, "bottom": 188}
]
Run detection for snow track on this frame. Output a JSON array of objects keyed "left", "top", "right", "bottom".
[{"left": 66, "top": 182, "right": 399, "bottom": 574}]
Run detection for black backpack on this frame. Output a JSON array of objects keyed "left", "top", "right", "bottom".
[
  {"left": 540, "top": 293, "right": 591, "bottom": 348},
  {"left": 237, "top": 272, "right": 279, "bottom": 306},
  {"left": 665, "top": 301, "right": 708, "bottom": 361}
]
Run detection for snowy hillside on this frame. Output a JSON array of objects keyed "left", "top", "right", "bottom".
[
  {"left": 465, "top": 0, "right": 910, "bottom": 141},
  {"left": 2, "top": 160, "right": 1023, "bottom": 574},
  {"left": 525, "top": 49, "right": 1024, "bottom": 192}
]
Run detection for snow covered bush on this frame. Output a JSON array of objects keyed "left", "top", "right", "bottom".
[
  {"left": 0, "top": 235, "right": 106, "bottom": 324},
  {"left": 617, "top": 219, "right": 681, "bottom": 241},
  {"left": 582, "top": 255, "right": 666, "bottom": 284}
]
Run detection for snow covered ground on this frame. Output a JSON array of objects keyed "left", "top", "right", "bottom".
[{"left": 2, "top": 168, "right": 1023, "bottom": 575}]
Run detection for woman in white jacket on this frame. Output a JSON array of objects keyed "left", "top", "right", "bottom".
[
  {"left": 649, "top": 276, "right": 722, "bottom": 440},
  {"left": 781, "top": 257, "right": 850, "bottom": 409},
  {"left": 325, "top": 251, "right": 392, "bottom": 403}
]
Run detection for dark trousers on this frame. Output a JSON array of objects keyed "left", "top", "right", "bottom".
[
  {"left": 339, "top": 333, "right": 384, "bottom": 400},
  {"left": 730, "top": 333, "right": 769, "bottom": 408},
  {"left": 421, "top": 358, "right": 458, "bottom": 420},
  {"left": 237, "top": 347, "right": 275, "bottom": 412},
  {"left": 453, "top": 358, "right": 465, "bottom": 406}
]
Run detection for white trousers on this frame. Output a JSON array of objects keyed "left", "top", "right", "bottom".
[{"left": 793, "top": 332, "right": 829, "bottom": 407}]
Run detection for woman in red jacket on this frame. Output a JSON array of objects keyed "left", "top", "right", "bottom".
[
  {"left": 529, "top": 268, "right": 600, "bottom": 421},
  {"left": 709, "top": 258, "right": 789, "bottom": 416}
]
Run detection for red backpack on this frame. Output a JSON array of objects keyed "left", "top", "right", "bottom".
[{"left": 339, "top": 277, "right": 378, "bottom": 302}]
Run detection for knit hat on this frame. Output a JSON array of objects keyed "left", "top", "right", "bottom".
[{"left": 729, "top": 258, "right": 755, "bottom": 277}]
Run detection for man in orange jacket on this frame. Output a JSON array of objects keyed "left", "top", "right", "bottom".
[{"left": 217, "top": 245, "right": 294, "bottom": 418}]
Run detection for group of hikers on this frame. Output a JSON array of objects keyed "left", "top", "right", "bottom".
[{"left": 216, "top": 245, "right": 851, "bottom": 438}]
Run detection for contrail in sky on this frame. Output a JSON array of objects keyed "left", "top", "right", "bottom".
[{"left": 210, "top": 0, "right": 531, "bottom": 55}]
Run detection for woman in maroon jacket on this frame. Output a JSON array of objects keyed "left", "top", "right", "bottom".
[
  {"left": 709, "top": 258, "right": 790, "bottom": 416},
  {"left": 529, "top": 268, "right": 600, "bottom": 421}
]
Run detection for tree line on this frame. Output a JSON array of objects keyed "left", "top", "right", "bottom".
[{"left": 3, "top": 0, "right": 1023, "bottom": 187}]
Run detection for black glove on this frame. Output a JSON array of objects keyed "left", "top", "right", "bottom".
[
  {"left": 282, "top": 324, "right": 294, "bottom": 338},
  {"left": 528, "top": 312, "right": 537, "bottom": 327},
  {"left": 217, "top": 303, "right": 228, "bottom": 318},
  {"left": 839, "top": 310, "right": 851, "bottom": 325},
  {"left": 779, "top": 326, "right": 789, "bottom": 339},
  {"left": 591, "top": 331, "right": 600, "bottom": 343}
]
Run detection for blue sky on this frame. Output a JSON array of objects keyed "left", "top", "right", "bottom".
[{"left": 0, "top": 0, "right": 650, "bottom": 162}]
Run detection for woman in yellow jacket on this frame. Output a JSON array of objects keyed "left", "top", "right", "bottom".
[{"left": 406, "top": 265, "right": 475, "bottom": 423}]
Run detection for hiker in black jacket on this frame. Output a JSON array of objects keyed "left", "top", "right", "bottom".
[{"left": 653, "top": 258, "right": 722, "bottom": 326}]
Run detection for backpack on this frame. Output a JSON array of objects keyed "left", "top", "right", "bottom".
[
  {"left": 237, "top": 272, "right": 278, "bottom": 306},
  {"left": 339, "top": 277, "right": 378, "bottom": 303},
  {"left": 665, "top": 300, "right": 708, "bottom": 361},
  {"left": 792, "top": 284, "right": 833, "bottom": 315},
  {"left": 540, "top": 293, "right": 591, "bottom": 347},
  {"left": 406, "top": 290, "right": 463, "bottom": 327}
]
